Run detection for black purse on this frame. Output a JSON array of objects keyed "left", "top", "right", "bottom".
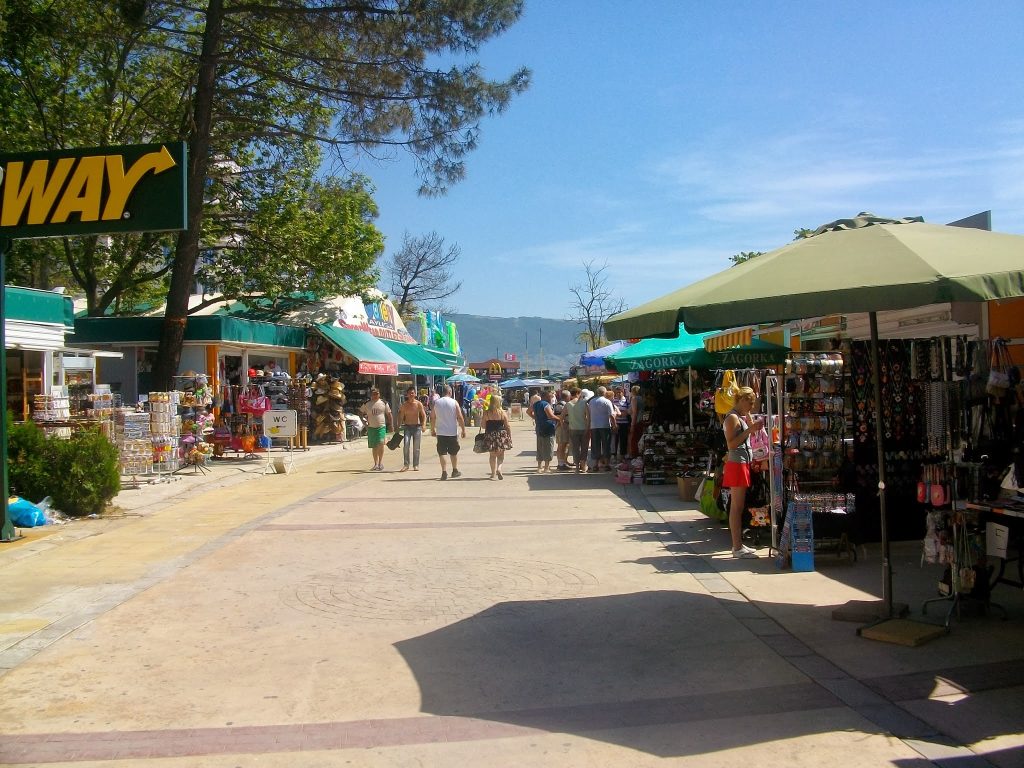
[{"left": 473, "top": 432, "right": 488, "bottom": 453}]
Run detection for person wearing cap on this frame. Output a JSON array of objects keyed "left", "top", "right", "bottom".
[{"left": 360, "top": 387, "right": 392, "bottom": 472}]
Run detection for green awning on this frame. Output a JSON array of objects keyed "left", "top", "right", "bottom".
[
  {"left": 422, "top": 347, "right": 465, "bottom": 368},
  {"left": 380, "top": 339, "right": 452, "bottom": 376},
  {"left": 315, "top": 323, "right": 407, "bottom": 376},
  {"left": 73, "top": 315, "right": 306, "bottom": 349},
  {"left": 5, "top": 286, "right": 75, "bottom": 328}
]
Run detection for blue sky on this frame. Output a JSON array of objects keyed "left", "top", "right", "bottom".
[{"left": 352, "top": 1, "right": 1024, "bottom": 319}]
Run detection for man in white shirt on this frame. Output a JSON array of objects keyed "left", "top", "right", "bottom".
[{"left": 430, "top": 385, "right": 467, "bottom": 480}]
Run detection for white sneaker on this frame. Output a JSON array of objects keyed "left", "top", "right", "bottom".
[{"left": 732, "top": 547, "right": 758, "bottom": 559}]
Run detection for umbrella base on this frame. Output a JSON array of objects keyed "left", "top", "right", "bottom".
[
  {"left": 857, "top": 618, "right": 946, "bottom": 647},
  {"left": 832, "top": 599, "right": 908, "bottom": 623}
]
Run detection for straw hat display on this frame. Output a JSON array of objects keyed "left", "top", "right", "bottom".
[{"left": 312, "top": 374, "right": 346, "bottom": 440}]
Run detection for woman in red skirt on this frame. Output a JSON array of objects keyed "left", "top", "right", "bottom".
[{"left": 722, "top": 387, "right": 764, "bottom": 559}]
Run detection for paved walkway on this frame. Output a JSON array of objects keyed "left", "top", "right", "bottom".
[{"left": 0, "top": 419, "right": 1021, "bottom": 767}]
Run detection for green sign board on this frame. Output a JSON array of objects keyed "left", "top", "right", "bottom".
[{"left": 0, "top": 142, "right": 187, "bottom": 238}]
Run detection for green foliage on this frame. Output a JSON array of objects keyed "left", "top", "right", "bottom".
[
  {"left": 6, "top": 417, "right": 120, "bottom": 516},
  {"left": 729, "top": 251, "right": 763, "bottom": 266},
  {"left": 7, "top": 416, "right": 51, "bottom": 504},
  {"left": 50, "top": 428, "right": 121, "bottom": 517},
  {"left": 198, "top": 169, "right": 384, "bottom": 305},
  {"left": 0, "top": 0, "right": 183, "bottom": 307}
]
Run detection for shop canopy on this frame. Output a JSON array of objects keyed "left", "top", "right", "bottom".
[
  {"left": 5, "top": 285, "right": 76, "bottom": 351},
  {"left": 73, "top": 315, "right": 306, "bottom": 349},
  {"left": 6, "top": 286, "right": 75, "bottom": 329},
  {"left": 424, "top": 347, "right": 465, "bottom": 369},
  {"left": 314, "top": 323, "right": 407, "bottom": 376},
  {"left": 379, "top": 339, "right": 452, "bottom": 376}
]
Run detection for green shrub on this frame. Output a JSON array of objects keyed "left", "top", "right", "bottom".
[
  {"left": 50, "top": 428, "right": 121, "bottom": 517},
  {"left": 6, "top": 416, "right": 120, "bottom": 516},
  {"left": 7, "top": 415, "right": 52, "bottom": 504}
]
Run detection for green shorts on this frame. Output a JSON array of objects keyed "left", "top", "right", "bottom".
[{"left": 367, "top": 426, "right": 387, "bottom": 448}]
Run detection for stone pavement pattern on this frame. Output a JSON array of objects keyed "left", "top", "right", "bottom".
[{"left": 0, "top": 419, "right": 1021, "bottom": 766}]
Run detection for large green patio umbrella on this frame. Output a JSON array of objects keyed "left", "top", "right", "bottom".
[{"left": 605, "top": 213, "right": 1024, "bottom": 619}]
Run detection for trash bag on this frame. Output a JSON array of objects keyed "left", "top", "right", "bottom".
[{"left": 8, "top": 496, "right": 47, "bottom": 527}]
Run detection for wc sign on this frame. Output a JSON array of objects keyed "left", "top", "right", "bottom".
[
  {"left": 0, "top": 142, "right": 187, "bottom": 238},
  {"left": 262, "top": 410, "right": 298, "bottom": 439}
]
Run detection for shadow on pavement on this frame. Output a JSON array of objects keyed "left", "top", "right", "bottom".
[
  {"left": 395, "top": 589, "right": 1024, "bottom": 760},
  {"left": 395, "top": 590, "right": 867, "bottom": 758}
]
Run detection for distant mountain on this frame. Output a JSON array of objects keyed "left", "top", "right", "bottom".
[{"left": 448, "top": 314, "right": 587, "bottom": 374}]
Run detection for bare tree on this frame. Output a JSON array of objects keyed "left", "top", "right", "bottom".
[
  {"left": 385, "top": 232, "right": 463, "bottom": 318},
  {"left": 568, "top": 260, "right": 627, "bottom": 348}
]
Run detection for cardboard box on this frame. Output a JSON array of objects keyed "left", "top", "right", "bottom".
[{"left": 678, "top": 476, "right": 701, "bottom": 501}]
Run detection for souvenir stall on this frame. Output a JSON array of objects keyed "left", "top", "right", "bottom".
[
  {"left": 776, "top": 349, "right": 854, "bottom": 561},
  {"left": 304, "top": 322, "right": 406, "bottom": 442},
  {"left": 72, "top": 314, "right": 306, "bottom": 411},
  {"left": 606, "top": 336, "right": 791, "bottom": 517},
  {"left": 72, "top": 314, "right": 307, "bottom": 465}
]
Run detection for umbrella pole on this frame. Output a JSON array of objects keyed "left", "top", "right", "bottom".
[
  {"left": 870, "top": 312, "right": 893, "bottom": 618},
  {"left": 688, "top": 366, "right": 693, "bottom": 429}
]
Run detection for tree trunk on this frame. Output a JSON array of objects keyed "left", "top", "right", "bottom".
[{"left": 153, "top": 0, "right": 224, "bottom": 390}]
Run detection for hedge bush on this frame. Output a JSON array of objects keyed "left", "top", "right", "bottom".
[
  {"left": 7, "top": 415, "right": 121, "bottom": 517},
  {"left": 7, "top": 416, "right": 51, "bottom": 504}
]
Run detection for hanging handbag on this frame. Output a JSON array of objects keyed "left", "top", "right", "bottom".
[
  {"left": 930, "top": 465, "right": 948, "bottom": 507},
  {"left": 916, "top": 465, "right": 930, "bottom": 504},
  {"left": 749, "top": 422, "right": 770, "bottom": 462},
  {"left": 986, "top": 339, "right": 1012, "bottom": 399},
  {"left": 473, "top": 432, "right": 488, "bottom": 453},
  {"left": 238, "top": 384, "right": 271, "bottom": 415},
  {"left": 714, "top": 370, "right": 738, "bottom": 416}
]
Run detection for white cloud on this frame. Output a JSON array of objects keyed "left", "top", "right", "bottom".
[{"left": 654, "top": 122, "right": 1024, "bottom": 235}]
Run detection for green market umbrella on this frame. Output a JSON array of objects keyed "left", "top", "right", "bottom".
[
  {"left": 605, "top": 214, "right": 1024, "bottom": 620},
  {"left": 604, "top": 326, "right": 707, "bottom": 372},
  {"left": 606, "top": 333, "right": 789, "bottom": 372},
  {"left": 606, "top": 214, "right": 1024, "bottom": 339}
]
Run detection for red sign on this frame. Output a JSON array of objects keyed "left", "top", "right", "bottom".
[
  {"left": 358, "top": 361, "right": 398, "bottom": 376},
  {"left": 504, "top": 352, "right": 517, "bottom": 361}
]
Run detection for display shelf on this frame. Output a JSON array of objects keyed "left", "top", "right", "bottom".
[
  {"left": 641, "top": 427, "right": 708, "bottom": 485},
  {"left": 783, "top": 353, "right": 848, "bottom": 478},
  {"left": 8, "top": 368, "right": 43, "bottom": 421}
]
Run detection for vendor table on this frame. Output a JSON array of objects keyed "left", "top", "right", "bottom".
[{"left": 966, "top": 500, "right": 1024, "bottom": 591}]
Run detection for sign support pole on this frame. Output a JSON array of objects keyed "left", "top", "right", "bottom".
[{"left": 1, "top": 237, "right": 14, "bottom": 542}]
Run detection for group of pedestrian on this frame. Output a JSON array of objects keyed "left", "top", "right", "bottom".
[
  {"left": 527, "top": 384, "right": 637, "bottom": 474},
  {"left": 361, "top": 380, "right": 648, "bottom": 481},
  {"left": 361, "top": 377, "right": 762, "bottom": 559},
  {"left": 360, "top": 384, "right": 507, "bottom": 481}
]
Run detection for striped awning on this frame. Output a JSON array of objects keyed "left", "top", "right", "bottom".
[{"left": 703, "top": 327, "right": 753, "bottom": 351}]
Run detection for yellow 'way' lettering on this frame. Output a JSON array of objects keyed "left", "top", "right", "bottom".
[
  {"left": 50, "top": 156, "right": 106, "bottom": 223},
  {"left": 0, "top": 145, "right": 177, "bottom": 228},
  {"left": 103, "top": 146, "right": 177, "bottom": 220},
  {"left": 0, "top": 158, "right": 76, "bottom": 227}
]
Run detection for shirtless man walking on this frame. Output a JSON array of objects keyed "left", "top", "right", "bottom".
[{"left": 397, "top": 386, "right": 427, "bottom": 471}]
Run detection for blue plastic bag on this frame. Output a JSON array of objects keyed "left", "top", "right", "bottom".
[{"left": 8, "top": 496, "right": 47, "bottom": 527}]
